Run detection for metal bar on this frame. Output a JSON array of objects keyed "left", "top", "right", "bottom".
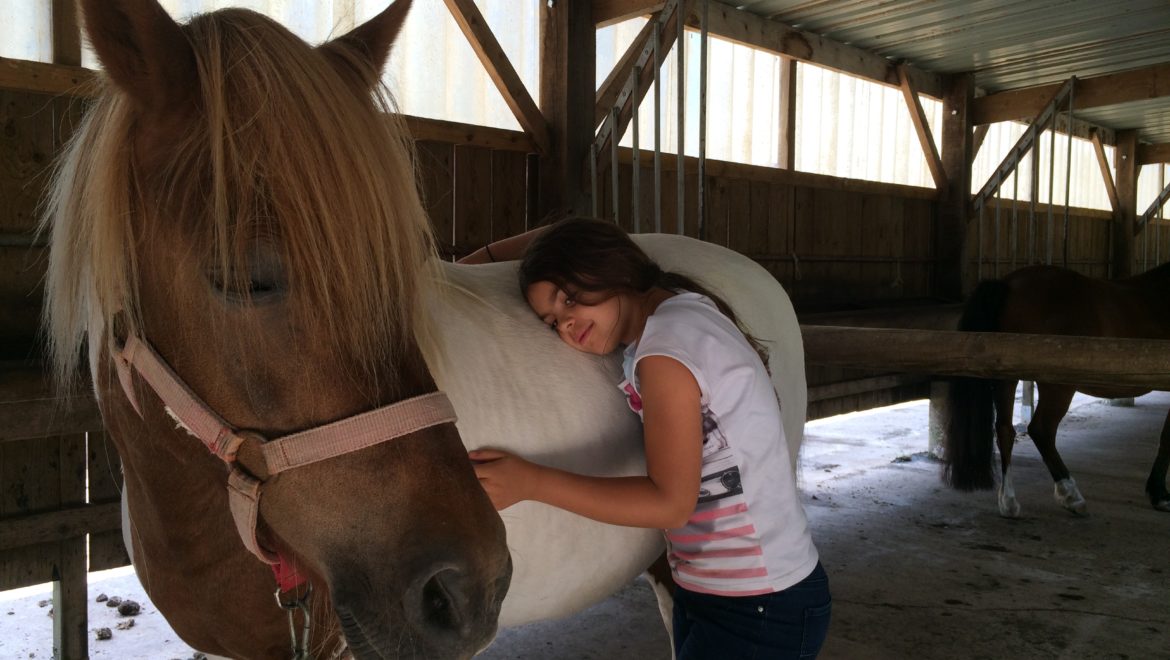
[
  {"left": 977, "top": 199, "right": 985, "bottom": 280},
  {"left": 1029, "top": 146, "right": 1038, "bottom": 263},
  {"left": 1011, "top": 165, "right": 1019, "bottom": 270},
  {"left": 1047, "top": 111, "right": 1056, "bottom": 265},
  {"left": 611, "top": 107, "right": 620, "bottom": 223},
  {"left": 697, "top": 0, "right": 708, "bottom": 241},
  {"left": 1063, "top": 82, "right": 1074, "bottom": 267},
  {"left": 590, "top": 141, "right": 598, "bottom": 218},
  {"left": 653, "top": 20, "right": 662, "bottom": 233},
  {"left": 994, "top": 187, "right": 1002, "bottom": 278},
  {"left": 1160, "top": 166, "right": 1165, "bottom": 264},
  {"left": 676, "top": 3, "right": 686, "bottom": 235},
  {"left": 632, "top": 70, "right": 641, "bottom": 233}
]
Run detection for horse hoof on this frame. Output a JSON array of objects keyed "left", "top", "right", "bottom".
[
  {"left": 997, "top": 498, "right": 1021, "bottom": 518},
  {"left": 1154, "top": 499, "right": 1170, "bottom": 513},
  {"left": 1054, "top": 478, "right": 1087, "bottom": 516}
]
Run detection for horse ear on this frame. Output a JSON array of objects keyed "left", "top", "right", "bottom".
[
  {"left": 80, "top": 0, "right": 197, "bottom": 113},
  {"left": 319, "top": 0, "right": 412, "bottom": 87}
]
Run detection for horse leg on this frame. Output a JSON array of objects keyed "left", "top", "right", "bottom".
[
  {"left": 644, "top": 551, "right": 676, "bottom": 655},
  {"left": 995, "top": 380, "right": 1022, "bottom": 518},
  {"left": 1147, "top": 407, "right": 1170, "bottom": 512},
  {"left": 1028, "top": 384, "right": 1086, "bottom": 515}
]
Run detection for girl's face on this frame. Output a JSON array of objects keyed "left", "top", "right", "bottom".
[{"left": 525, "top": 281, "right": 633, "bottom": 355}]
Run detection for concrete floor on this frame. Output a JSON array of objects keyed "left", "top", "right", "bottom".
[{"left": 479, "top": 391, "right": 1170, "bottom": 660}]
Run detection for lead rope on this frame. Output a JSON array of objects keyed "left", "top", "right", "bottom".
[{"left": 276, "top": 585, "right": 313, "bottom": 659}]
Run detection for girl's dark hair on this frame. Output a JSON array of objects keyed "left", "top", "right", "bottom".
[{"left": 518, "top": 217, "right": 770, "bottom": 368}]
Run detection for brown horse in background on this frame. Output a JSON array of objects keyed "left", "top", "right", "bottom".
[{"left": 944, "top": 262, "right": 1170, "bottom": 517}]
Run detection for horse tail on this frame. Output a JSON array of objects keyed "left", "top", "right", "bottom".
[{"left": 943, "top": 279, "right": 1011, "bottom": 491}]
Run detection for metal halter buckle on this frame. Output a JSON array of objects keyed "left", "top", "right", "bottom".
[{"left": 275, "top": 583, "right": 313, "bottom": 659}]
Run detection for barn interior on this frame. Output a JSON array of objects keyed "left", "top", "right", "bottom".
[{"left": 2, "top": 0, "right": 1168, "bottom": 657}]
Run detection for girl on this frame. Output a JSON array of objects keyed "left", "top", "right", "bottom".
[{"left": 467, "top": 217, "right": 830, "bottom": 659}]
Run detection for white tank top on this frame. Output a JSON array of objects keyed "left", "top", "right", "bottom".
[{"left": 619, "top": 293, "right": 819, "bottom": 596}]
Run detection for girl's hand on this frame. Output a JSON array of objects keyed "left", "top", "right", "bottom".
[{"left": 469, "top": 448, "right": 540, "bottom": 511}]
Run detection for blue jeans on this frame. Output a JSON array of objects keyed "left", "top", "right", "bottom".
[{"left": 672, "top": 562, "right": 831, "bottom": 660}]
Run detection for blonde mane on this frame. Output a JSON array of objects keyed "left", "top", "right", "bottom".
[{"left": 42, "top": 9, "right": 440, "bottom": 389}]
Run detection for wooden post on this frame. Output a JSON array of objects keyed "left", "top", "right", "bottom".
[
  {"left": 938, "top": 73, "right": 973, "bottom": 300},
  {"left": 51, "top": 0, "right": 82, "bottom": 67},
  {"left": 927, "top": 381, "right": 948, "bottom": 458},
  {"left": 1113, "top": 129, "right": 1139, "bottom": 278},
  {"left": 778, "top": 57, "right": 797, "bottom": 170},
  {"left": 539, "top": 0, "right": 594, "bottom": 219},
  {"left": 53, "top": 434, "right": 89, "bottom": 660}
]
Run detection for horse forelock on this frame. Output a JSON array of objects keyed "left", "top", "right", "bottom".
[{"left": 43, "top": 8, "right": 440, "bottom": 389}]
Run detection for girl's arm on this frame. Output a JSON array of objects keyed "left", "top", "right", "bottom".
[
  {"left": 457, "top": 225, "right": 552, "bottom": 264},
  {"left": 471, "top": 355, "right": 703, "bottom": 529}
]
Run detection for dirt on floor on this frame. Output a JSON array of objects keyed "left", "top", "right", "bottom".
[{"left": 481, "top": 391, "right": 1170, "bottom": 660}]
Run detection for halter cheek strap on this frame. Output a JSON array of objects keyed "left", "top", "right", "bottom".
[{"left": 112, "top": 333, "right": 458, "bottom": 590}]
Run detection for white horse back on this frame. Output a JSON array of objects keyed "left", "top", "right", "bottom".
[{"left": 432, "top": 234, "right": 805, "bottom": 626}]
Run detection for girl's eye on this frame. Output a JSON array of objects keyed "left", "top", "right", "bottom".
[
  {"left": 564, "top": 296, "right": 575, "bottom": 307},
  {"left": 549, "top": 320, "right": 559, "bottom": 331}
]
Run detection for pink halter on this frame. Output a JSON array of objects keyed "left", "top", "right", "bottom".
[{"left": 112, "top": 333, "right": 457, "bottom": 590}]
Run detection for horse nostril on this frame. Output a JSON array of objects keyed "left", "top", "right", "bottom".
[{"left": 415, "top": 567, "right": 470, "bottom": 636}]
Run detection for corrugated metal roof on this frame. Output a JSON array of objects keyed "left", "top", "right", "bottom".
[{"left": 734, "top": 0, "right": 1170, "bottom": 145}]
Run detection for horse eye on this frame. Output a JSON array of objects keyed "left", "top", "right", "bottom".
[{"left": 208, "top": 244, "right": 287, "bottom": 303}]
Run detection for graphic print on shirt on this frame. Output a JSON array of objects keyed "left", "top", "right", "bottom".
[{"left": 671, "top": 406, "right": 770, "bottom": 596}]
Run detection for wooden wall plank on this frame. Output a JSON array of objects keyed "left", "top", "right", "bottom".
[
  {"left": 705, "top": 176, "right": 730, "bottom": 247},
  {"left": 87, "top": 431, "right": 128, "bottom": 571},
  {"left": 491, "top": 150, "right": 528, "bottom": 240},
  {"left": 453, "top": 145, "right": 494, "bottom": 257},
  {"left": 1, "top": 436, "right": 62, "bottom": 590},
  {"left": 417, "top": 141, "right": 455, "bottom": 255},
  {"left": 725, "top": 179, "right": 750, "bottom": 252}
]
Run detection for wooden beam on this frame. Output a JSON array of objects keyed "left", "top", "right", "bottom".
[
  {"left": 778, "top": 58, "right": 798, "bottom": 170},
  {"left": 1114, "top": 130, "right": 1138, "bottom": 276},
  {"left": 691, "top": 1, "right": 945, "bottom": 99},
  {"left": 799, "top": 304, "right": 963, "bottom": 331},
  {"left": 899, "top": 64, "right": 946, "bottom": 191},
  {"left": 595, "top": 0, "right": 663, "bottom": 27},
  {"left": 1090, "top": 129, "right": 1120, "bottom": 213},
  {"left": 1138, "top": 143, "right": 1170, "bottom": 165},
  {"left": 404, "top": 115, "right": 535, "bottom": 152},
  {"left": 973, "top": 63, "right": 1170, "bottom": 125},
  {"left": 0, "top": 60, "right": 535, "bottom": 154},
  {"left": 809, "top": 374, "right": 929, "bottom": 402},
  {"left": 443, "top": 0, "right": 550, "bottom": 154},
  {"left": 0, "top": 364, "right": 104, "bottom": 443},
  {"left": 0, "top": 56, "right": 96, "bottom": 96},
  {"left": 540, "top": 0, "right": 595, "bottom": 216},
  {"left": 801, "top": 325, "right": 1170, "bottom": 390},
  {"left": 0, "top": 502, "right": 122, "bottom": 552},
  {"left": 619, "top": 147, "right": 940, "bottom": 200},
  {"left": 938, "top": 73, "right": 974, "bottom": 300},
  {"left": 596, "top": 15, "right": 658, "bottom": 128},
  {"left": 51, "top": 0, "right": 82, "bottom": 67}
]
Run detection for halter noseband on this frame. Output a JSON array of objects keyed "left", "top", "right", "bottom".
[{"left": 112, "top": 332, "right": 457, "bottom": 590}]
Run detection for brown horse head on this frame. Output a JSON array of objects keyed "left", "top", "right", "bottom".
[{"left": 43, "top": 1, "right": 510, "bottom": 657}]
